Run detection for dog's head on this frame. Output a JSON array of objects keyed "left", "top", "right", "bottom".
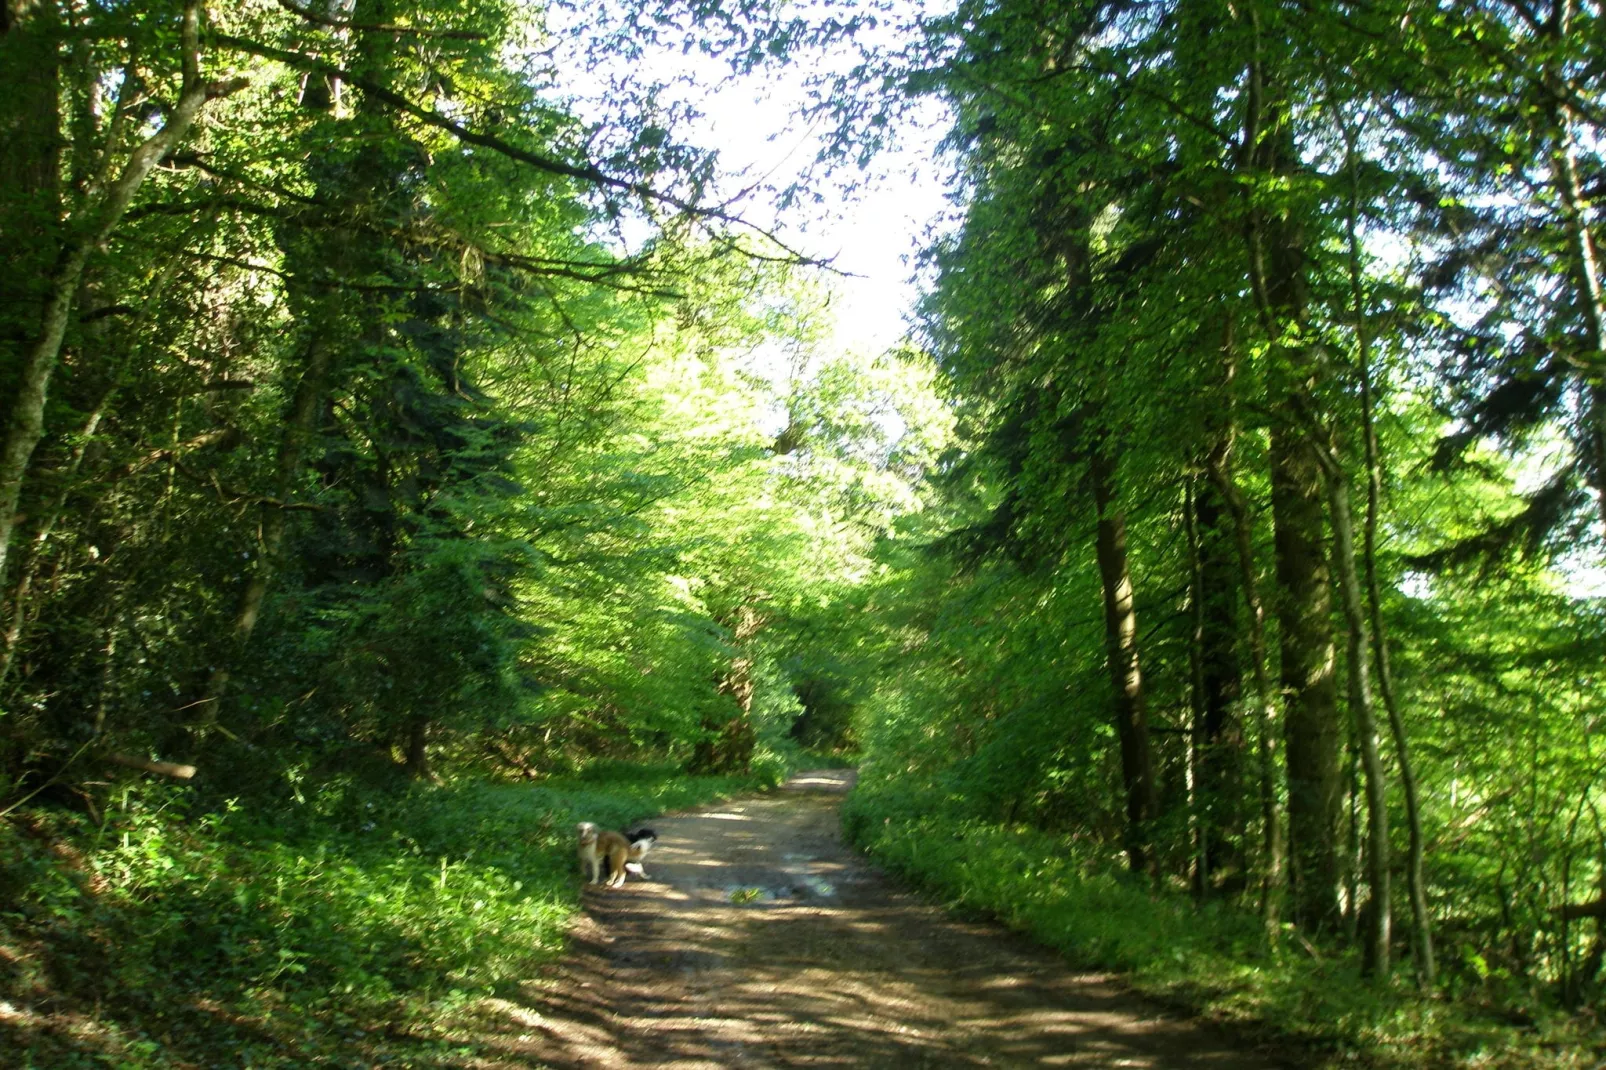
[
  {"left": 575, "top": 821, "right": 599, "bottom": 847},
  {"left": 626, "top": 829, "right": 657, "bottom": 858}
]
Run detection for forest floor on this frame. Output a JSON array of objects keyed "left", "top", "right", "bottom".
[{"left": 457, "top": 769, "right": 1295, "bottom": 1068}]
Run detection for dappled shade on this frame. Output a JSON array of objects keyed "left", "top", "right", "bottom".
[{"left": 493, "top": 772, "right": 1282, "bottom": 1068}]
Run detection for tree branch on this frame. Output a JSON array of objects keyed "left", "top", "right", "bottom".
[
  {"left": 106, "top": 753, "right": 197, "bottom": 780},
  {"left": 211, "top": 34, "right": 829, "bottom": 267},
  {"left": 274, "top": 0, "right": 488, "bottom": 39},
  {"left": 0, "top": 1, "right": 247, "bottom": 588},
  {"left": 1557, "top": 897, "right": 1606, "bottom": 921}
]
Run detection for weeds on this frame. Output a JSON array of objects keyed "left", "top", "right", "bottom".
[
  {"left": 842, "top": 778, "right": 1606, "bottom": 1070},
  {"left": 0, "top": 762, "right": 769, "bottom": 1068}
]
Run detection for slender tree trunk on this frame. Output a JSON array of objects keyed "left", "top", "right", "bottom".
[
  {"left": 0, "top": 0, "right": 63, "bottom": 391},
  {"left": 1089, "top": 446, "right": 1155, "bottom": 875},
  {"left": 1543, "top": 0, "right": 1606, "bottom": 538},
  {"left": 90, "top": 587, "right": 128, "bottom": 740},
  {"left": 690, "top": 604, "right": 761, "bottom": 774},
  {"left": 1184, "top": 479, "right": 1209, "bottom": 895},
  {"left": 405, "top": 714, "right": 432, "bottom": 780},
  {"left": 0, "top": 4, "right": 235, "bottom": 587},
  {"left": 1195, "top": 444, "right": 1245, "bottom": 890},
  {"left": 1324, "top": 465, "right": 1392, "bottom": 976},
  {"left": 1343, "top": 742, "right": 1360, "bottom": 942},
  {"left": 1203, "top": 323, "right": 1282, "bottom": 924},
  {"left": 1341, "top": 121, "right": 1436, "bottom": 986},
  {"left": 1555, "top": 138, "right": 1606, "bottom": 538},
  {"left": 1363, "top": 456, "right": 1433, "bottom": 982},
  {"left": 1213, "top": 471, "right": 1282, "bottom": 923},
  {"left": 194, "top": 337, "right": 332, "bottom": 728},
  {"left": 0, "top": 400, "right": 106, "bottom": 688}
]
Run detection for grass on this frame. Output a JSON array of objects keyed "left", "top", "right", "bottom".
[
  {"left": 0, "top": 759, "right": 779, "bottom": 1068},
  {"left": 842, "top": 776, "right": 1606, "bottom": 1070}
]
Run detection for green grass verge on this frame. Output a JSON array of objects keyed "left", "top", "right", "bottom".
[
  {"left": 842, "top": 777, "right": 1603, "bottom": 1070},
  {"left": 0, "top": 760, "right": 779, "bottom": 1068}
]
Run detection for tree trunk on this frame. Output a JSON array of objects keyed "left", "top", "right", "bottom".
[
  {"left": 1209, "top": 464, "right": 1284, "bottom": 923},
  {"left": 405, "top": 714, "right": 431, "bottom": 780},
  {"left": 1202, "top": 319, "right": 1282, "bottom": 923},
  {"left": 1364, "top": 468, "right": 1433, "bottom": 982},
  {"left": 1185, "top": 479, "right": 1208, "bottom": 895},
  {"left": 1240, "top": 18, "right": 1341, "bottom": 933},
  {"left": 1089, "top": 446, "right": 1155, "bottom": 875},
  {"left": 91, "top": 589, "right": 124, "bottom": 739},
  {"left": 1268, "top": 424, "right": 1343, "bottom": 932},
  {"left": 1343, "top": 743, "right": 1360, "bottom": 942},
  {"left": 0, "top": 400, "right": 105, "bottom": 687},
  {"left": 0, "top": 0, "right": 63, "bottom": 401},
  {"left": 0, "top": 3, "right": 231, "bottom": 587},
  {"left": 1324, "top": 465, "right": 1392, "bottom": 976},
  {"left": 1341, "top": 119, "right": 1435, "bottom": 986},
  {"left": 193, "top": 337, "right": 332, "bottom": 729},
  {"left": 1543, "top": 0, "right": 1606, "bottom": 539},
  {"left": 1194, "top": 448, "right": 1245, "bottom": 890}
]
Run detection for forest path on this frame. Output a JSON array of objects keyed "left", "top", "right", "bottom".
[{"left": 479, "top": 770, "right": 1287, "bottom": 1068}]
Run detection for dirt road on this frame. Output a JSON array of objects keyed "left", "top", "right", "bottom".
[{"left": 481, "top": 770, "right": 1287, "bottom": 1068}]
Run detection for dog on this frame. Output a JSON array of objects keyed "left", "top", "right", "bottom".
[
  {"left": 624, "top": 828, "right": 657, "bottom": 879},
  {"left": 575, "top": 821, "right": 631, "bottom": 887}
]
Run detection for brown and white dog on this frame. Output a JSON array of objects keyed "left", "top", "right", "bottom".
[
  {"left": 575, "top": 823, "right": 660, "bottom": 886},
  {"left": 575, "top": 822, "right": 631, "bottom": 886}
]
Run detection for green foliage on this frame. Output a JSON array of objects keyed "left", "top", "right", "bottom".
[
  {"left": 830, "top": 0, "right": 1606, "bottom": 1050},
  {"left": 844, "top": 779, "right": 1606, "bottom": 1069},
  {"left": 0, "top": 0, "right": 953, "bottom": 800},
  {"left": 0, "top": 761, "right": 770, "bottom": 1068},
  {"left": 8, "top": 0, "right": 1605, "bottom": 1060}
]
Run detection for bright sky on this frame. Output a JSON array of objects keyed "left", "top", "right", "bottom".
[
  {"left": 699, "top": 82, "right": 953, "bottom": 354},
  {"left": 549, "top": 4, "right": 955, "bottom": 358},
  {"left": 677, "top": 75, "right": 951, "bottom": 440}
]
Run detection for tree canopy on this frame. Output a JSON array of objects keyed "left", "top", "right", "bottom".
[{"left": 4, "top": 0, "right": 1606, "bottom": 1063}]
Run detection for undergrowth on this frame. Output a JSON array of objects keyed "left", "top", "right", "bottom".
[
  {"left": 842, "top": 776, "right": 1605, "bottom": 1070},
  {"left": 0, "top": 759, "right": 780, "bottom": 1068}
]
